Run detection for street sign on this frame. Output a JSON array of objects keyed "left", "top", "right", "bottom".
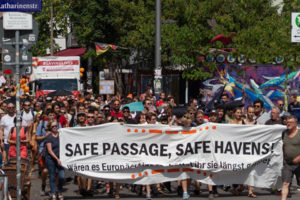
[
  {"left": 2, "top": 46, "right": 33, "bottom": 65},
  {"left": 292, "top": 12, "right": 300, "bottom": 28},
  {"left": 291, "top": 12, "right": 300, "bottom": 43},
  {"left": 3, "top": 12, "right": 32, "bottom": 30},
  {"left": 292, "top": 28, "right": 300, "bottom": 43},
  {"left": 0, "top": 19, "right": 39, "bottom": 49},
  {"left": 0, "top": 0, "right": 42, "bottom": 12}
]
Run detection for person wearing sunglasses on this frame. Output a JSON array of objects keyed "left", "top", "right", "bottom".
[
  {"left": 276, "top": 99, "right": 288, "bottom": 117},
  {"left": 21, "top": 100, "right": 35, "bottom": 127},
  {"left": 253, "top": 98, "right": 270, "bottom": 124},
  {"left": 7, "top": 117, "right": 30, "bottom": 159},
  {"left": 111, "top": 100, "right": 123, "bottom": 119},
  {"left": 45, "top": 120, "right": 64, "bottom": 200},
  {"left": 121, "top": 106, "right": 135, "bottom": 124},
  {"left": 0, "top": 102, "right": 16, "bottom": 164}
]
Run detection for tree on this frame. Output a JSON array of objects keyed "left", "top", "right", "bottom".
[{"left": 31, "top": 0, "right": 71, "bottom": 56}]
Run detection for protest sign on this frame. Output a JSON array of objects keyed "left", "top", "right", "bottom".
[
  {"left": 60, "top": 123, "right": 285, "bottom": 187},
  {"left": 122, "top": 101, "right": 144, "bottom": 112}
]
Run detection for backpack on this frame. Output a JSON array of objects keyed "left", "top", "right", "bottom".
[{"left": 21, "top": 108, "right": 35, "bottom": 118}]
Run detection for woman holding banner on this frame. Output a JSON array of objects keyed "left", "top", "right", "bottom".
[
  {"left": 229, "top": 107, "right": 245, "bottom": 196},
  {"left": 45, "top": 120, "right": 65, "bottom": 200},
  {"left": 242, "top": 105, "right": 258, "bottom": 198},
  {"left": 179, "top": 113, "right": 196, "bottom": 199}
]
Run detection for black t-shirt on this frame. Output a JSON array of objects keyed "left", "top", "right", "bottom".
[
  {"left": 45, "top": 133, "right": 60, "bottom": 158},
  {"left": 265, "top": 118, "right": 282, "bottom": 125},
  {"left": 288, "top": 102, "right": 300, "bottom": 113}
]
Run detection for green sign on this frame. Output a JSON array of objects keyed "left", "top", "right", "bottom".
[{"left": 296, "top": 14, "right": 300, "bottom": 28}]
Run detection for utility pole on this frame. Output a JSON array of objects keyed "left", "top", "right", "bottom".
[
  {"left": 50, "top": 1, "right": 54, "bottom": 55},
  {"left": 154, "top": 0, "right": 162, "bottom": 96},
  {"left": 15, "top": 29, "right": 21, "bottom": 200}
]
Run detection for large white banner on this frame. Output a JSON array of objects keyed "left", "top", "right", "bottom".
[
  {"left": 34, "top": 56, "right": 80, "bottom": 73},
  {"left": 60, "top": 123, "right": 285, "bottom": 187}
]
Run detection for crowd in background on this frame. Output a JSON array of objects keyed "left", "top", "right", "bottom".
[{"left": 0, "top": 81, "right": 299, "bottom": 200}]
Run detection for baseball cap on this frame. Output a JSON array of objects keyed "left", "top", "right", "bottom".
[
  {"left": 209, "top": 109, "right": 218, "bottom": 116},
  {"left": 77, "top": 111, "right": 86, "bottom": 116}
]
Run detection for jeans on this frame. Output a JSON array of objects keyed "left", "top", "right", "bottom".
[{"left": 45, "top": 155, "right": 64, "bottom": 195}]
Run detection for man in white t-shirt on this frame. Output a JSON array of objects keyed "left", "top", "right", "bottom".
[
  {"left": 0, "top": 102, "right": 16, "bottom": 162},
  {"left": 21, "top": 100, "right": 34, "bottom": 127}
]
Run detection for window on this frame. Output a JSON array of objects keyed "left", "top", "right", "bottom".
[{"left": 38, "top": 79, "right": 78, "bottom": 91}]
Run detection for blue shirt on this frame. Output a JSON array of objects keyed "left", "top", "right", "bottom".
[{"left": 36, "top": 121, "right": 61, "bottom": 153}]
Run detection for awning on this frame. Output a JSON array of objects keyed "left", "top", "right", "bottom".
[{"left": 53, "top": 48, "right": 86, "bottom": 56}]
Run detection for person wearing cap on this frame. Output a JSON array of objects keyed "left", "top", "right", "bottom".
[
  {"left": 209, "top": 110, "right": 219, "bottom": 123},
  {"left": 122, "top": 106, "right": 135, "bottom": 124},
  {"left": 46, "top": 96, "right": 52, "bottom": 102},
  {"left": 159, "top": 115, "right": 169, "bottom": 125}
]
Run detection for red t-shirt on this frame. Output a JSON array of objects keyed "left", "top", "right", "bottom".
[
  {"left": 111, "top": 109, "right": 123, "bottom": 119},
  {"left": 155, "top": 99, "right": 164, "bottom": 108}
]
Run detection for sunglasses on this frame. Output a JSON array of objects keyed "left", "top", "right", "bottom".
[
  {"left": 87, "top": 116, "right": 94, "bottom": 118},
  {"left": 254, "top": 105, "right": 261, "bottom": 108},
  {"left": 7, "top": 107, "right": 15, "bottom": 109},
  {"left": 123, "top": 110, "right": 130, "bottom": 113},
  {"left": 51, "top": 125, "right": 58, "bottom": 128},
  {"left": 24, "top": 104, "right": 30, "bottom": 106}
]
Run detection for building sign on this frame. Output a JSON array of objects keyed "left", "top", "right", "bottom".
[{"left": 33, "top": 56, "right": 80, "bottom": 74}]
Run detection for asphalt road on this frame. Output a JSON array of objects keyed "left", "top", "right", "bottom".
[{"left": 29, "top": 169, "right": 300, "bottom": 200}]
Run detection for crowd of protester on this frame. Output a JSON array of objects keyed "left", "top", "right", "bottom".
[{"left": 0, "top": 83, "right": 299, "bottom": 200}]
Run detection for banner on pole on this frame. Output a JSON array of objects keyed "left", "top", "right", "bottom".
[{"left": 60, "top": 123, "right": 285, "bottom": 187}]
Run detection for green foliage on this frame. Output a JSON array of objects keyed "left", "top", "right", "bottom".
[
  {"left": 32, "top": 0, "right": 71, "bottom": 56},
  {"left": 32, "top": 0, "right": 300, "bottom": 79}
]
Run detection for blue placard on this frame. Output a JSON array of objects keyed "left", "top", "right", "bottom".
[
  {"left": 0, "top": 0, "right": 42, "bottom": 12},
  {"left": 122, "top": 102, "right": 144, "bottom": 112}
]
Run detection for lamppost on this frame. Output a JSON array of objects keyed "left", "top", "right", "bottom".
[{"left": 154, "top": 0, "right": 162, "bottom": 96}]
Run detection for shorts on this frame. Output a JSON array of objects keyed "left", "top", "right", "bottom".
[
  {"left": 39, "top": 154, "right": 46, "bottom": 168},
  {"left": 282, "top": 163, "right": 300, "bottom": 185}
]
